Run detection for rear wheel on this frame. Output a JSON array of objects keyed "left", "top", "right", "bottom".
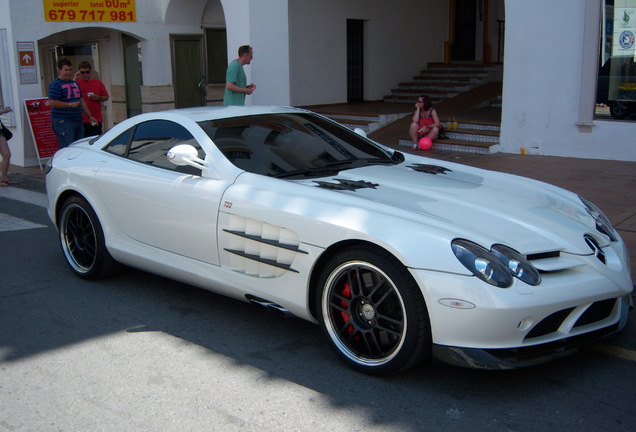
[
  {"left": 317, "top": 246, "right": 431, "bottom": 375},
  {"left": 58, "top": 196, "right": 120, "bottom": 279}
]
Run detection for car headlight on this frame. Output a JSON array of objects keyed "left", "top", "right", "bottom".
[
  {"left": 491, "top": 244, "right": 541, "bottom": 286},
  {"left": 451, "top": 240, "right": 542, "bottom": 288},
  {"left": 45, "top": 157, "right": 53, "bottom": 175},
  {"left": 451, "top": 239, "right": 513, "bottom": 288},
  {"left": 579, "top": 196, "right": 618, "bottom": 242}
]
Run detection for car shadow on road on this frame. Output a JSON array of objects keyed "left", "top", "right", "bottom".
[{"left": 4, "top": 245, "right": 634, "bottom": 431}]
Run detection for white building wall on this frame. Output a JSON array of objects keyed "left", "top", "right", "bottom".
[
  {"left": 222, "top": 0, "right": 251, "bottom": 71},
  {"left": 2, "top": 0, "right": 633, "bottom": 166},
  {"left": 249, "top": 0, "right": 291, "bottom": 106},
  {"left": 287, "top": 0, "right": 448, "bottom": 106},
  {"left": 500, "top": 0, "right": 636, "bottom": 161}
]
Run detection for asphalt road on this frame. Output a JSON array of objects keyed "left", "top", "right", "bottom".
[{"left": 1, "top": 186, "right": 635, "bottom": 432}]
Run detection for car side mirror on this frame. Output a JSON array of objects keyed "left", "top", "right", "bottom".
[
  {"left": 167, "top": 144, "right": 205, "bottom": 168},
  {"left": 353, "top": 127, "right": 367, "bottom": 138},
  {"left": 167, "top": 144, "right": 219, "bottom": 178}
]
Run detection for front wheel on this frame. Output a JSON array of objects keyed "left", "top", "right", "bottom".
[
  {"left": 317, "top": 246, "right": 431, "bottom": 375},
  {"left": 58, "top": 196, "right": 120, "bottom": 280}
]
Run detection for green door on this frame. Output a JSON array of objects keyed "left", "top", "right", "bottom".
[{"left": 173, "top": 37, "right": 205, "bottom": 108}]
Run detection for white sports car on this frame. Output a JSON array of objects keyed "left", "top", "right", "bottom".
[{"left": 46, "top": 106, "right": 633, "bottom": 375}]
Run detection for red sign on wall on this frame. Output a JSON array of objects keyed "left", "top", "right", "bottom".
[{"left": 24, "top": 98, "right": 58, "bottom": 161}]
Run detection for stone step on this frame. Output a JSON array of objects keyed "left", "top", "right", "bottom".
[
  {"left": 319, "top": 111, "right": 409, "bottom": 134},
  {"left": 399, "top": 119, "right": 501, "bottom": 154},
  {"left": 425, "top": 62, "right": 497, "bottom": 69},
  {"left": 442, "top": 120, "right": 501, "bottom": 132},
  {"left": 386, "top": 63, "right": 499, "bottom": 106},
  {"left": 398, "top": 82, "right": 477, "bottom": 91},
  {"left": 384, "top": 94, "right": 458, "bottom": 104},
  {"left": 415, "top": 71, "right": 491, "bottom": 79},
  {"left": 443, "top": 129, "right": 500, "bottom": 144},
  {"left": 399, "top": 137, "right": 497, "bottom": 155}
]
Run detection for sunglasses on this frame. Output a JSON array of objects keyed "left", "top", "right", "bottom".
[{"left": 79, "top": 71, "right": 91, "bottom": 74}]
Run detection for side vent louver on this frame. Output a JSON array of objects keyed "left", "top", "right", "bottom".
[{"left": 221, "top": 216, "right": 307, "bottom": 277}]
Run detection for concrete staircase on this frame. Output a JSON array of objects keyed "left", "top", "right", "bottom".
[
  {"left": 313, "top": 109, "right": 410, "bottom": 134},
  {"left": 398, "top": 118, "right": 501, "bottom": 154},
  {"left": 309, "top": 64, "right": 504, "bottom": 154},
  {"left": 384, "top": 63, "right": 502, "bottom": 105},
  {"left": 381, "top": 64, "right": 504, "bottom": 153}
]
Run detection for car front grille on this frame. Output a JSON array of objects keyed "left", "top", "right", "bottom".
[{"left": 525, "top": 298, "right": 619, "bottom": 340}]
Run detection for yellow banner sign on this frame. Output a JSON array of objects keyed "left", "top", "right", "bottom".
[{"left": 44, "top": 0, "right": 136, "bottom": 22}]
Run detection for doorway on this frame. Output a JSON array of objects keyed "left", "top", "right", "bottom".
[
  {"left": 122, "top": 34, "right": 142, "bottom": 118},
  {"left": 43, "top": 43, "right": 110, "bottom": 127},
  {"left": 172, "top": 36, "right": 205, "bottom": 108},
  {"left": 452, "top": 0, "right": 477, "bottom": 61},
  {"left": 347, "top": 19, "right": 364, "bottom": 103}
]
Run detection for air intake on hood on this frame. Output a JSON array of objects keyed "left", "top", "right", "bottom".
[
  {"left": 408, "top": 164, "right": 452, "bottom": 175},
  {"left": 314, "top": 179, "right": 379, "bottom": 191}
]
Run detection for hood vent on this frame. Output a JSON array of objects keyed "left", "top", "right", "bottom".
[
  {"left": 314, "top": 178, "right": 379, "bottom": 191},
  {"left": 408, "top": 164, "right": 452, "bottom": 175}
]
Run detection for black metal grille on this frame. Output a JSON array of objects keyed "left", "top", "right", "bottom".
[
  {"left": 574, "top": 298, "right": 616, "bottom": 328},
  {"left": 526, "top": 298, "right": 618, "bottom": 340},
  {"left": 526, "top": 308, "right": 574, "bottom": 339}
]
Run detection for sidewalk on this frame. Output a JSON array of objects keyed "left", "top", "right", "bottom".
[
  {"left": 7, "top": 150, "right": 636, "bottom": 279},
  {"left": 7, "top": 163, "right": 46, "bottom": 192}
]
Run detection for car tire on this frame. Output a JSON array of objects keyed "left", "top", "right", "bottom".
[
  {"left": 317, "top": 245, "right": 431, "bottom": 375},
  {"left": 609, "top": 101, "right": 633, "bottom": 120},
  {"left": 58, "top": 195, "right": 120, "bottom": 280}
]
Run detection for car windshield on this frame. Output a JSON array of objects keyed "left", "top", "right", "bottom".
[{"left": 197, "top": 113, "right": 398, "bottom": 178}]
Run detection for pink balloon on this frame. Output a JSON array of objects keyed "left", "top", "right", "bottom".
[{"left": 418, "top": 137, "right": 433, "bottom": 150}]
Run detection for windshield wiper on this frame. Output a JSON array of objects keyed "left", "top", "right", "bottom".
[
  {"left": 272, "top": 158, "right": 395, "bottom": 179},
  {"left": 272, "top": 166, "right": 342, "bottom": 179},
  {"left": 273, "top": 159, "right": 370, "bottom": 179}
]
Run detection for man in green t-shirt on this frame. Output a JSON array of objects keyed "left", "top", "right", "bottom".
[{"left": 223, "top": 45, "right": 256, "bottom": 106}]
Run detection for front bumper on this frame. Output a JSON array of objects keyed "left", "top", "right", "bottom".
[{"left": 432, "top": 294, "right": 632, "bottom": 369}]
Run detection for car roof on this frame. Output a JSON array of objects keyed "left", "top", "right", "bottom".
[{"left": 144, "top": 105, "right": 308, "bottom": 123}]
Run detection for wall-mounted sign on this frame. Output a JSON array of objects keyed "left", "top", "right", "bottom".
[
  {"left": 613, "top": 0, "right": 636, "bottom": 53},
  {"left": 17, "top": 41, "right": 37, "bottom": 85},
  {"left": 43, "top": 0, "right": 136, "bottom": 22}
]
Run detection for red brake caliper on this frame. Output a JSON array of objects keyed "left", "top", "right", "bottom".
[{"left": 340, "top": 282, "right": 355, "bottom": 335}]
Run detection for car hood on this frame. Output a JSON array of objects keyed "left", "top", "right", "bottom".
[{"left": 300, "top": 157, "right": 601, "bottom": 256}]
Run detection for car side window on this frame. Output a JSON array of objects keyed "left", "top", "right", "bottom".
[
  {"left": 103, "top": 128, "right": 133, "bottom": 156},
  {"left": 126, "top": 120, "right": 204, "bottom": 174}
]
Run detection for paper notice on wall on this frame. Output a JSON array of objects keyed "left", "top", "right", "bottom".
[
  {"left": 608, "top": 1, "right": 636, "bottom": 102},
  {"left": 613, "top": 0, "right": 636, "bottom": 54}
]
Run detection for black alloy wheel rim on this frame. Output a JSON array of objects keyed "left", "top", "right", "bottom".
[
  {"left": 61, "top": 204, "right": 97, "bottom": 273},
  {"left": 322, "top": 261, "right": 407, "bottom": 367}
]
